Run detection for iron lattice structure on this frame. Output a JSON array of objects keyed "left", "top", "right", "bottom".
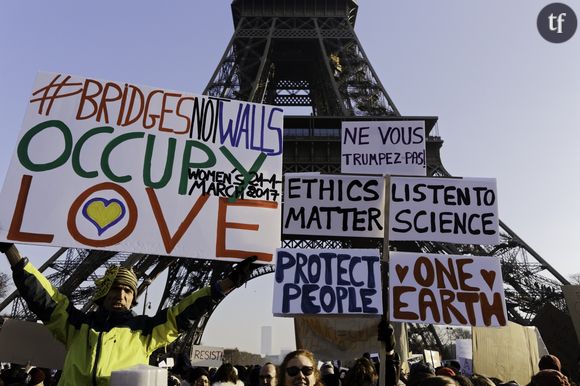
[{"left": 0, "top": 0, "right": 570, "bottom": 355}]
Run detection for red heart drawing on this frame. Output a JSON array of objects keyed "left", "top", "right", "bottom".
[
  {"left": 395, "top": 265, "right": 409, "bottom": 283},
  {"left": 480, "top": 269, "right": 496, "bottom": 290}
]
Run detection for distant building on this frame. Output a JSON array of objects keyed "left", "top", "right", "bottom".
[{"left": 261, "top": 326, "right": 272, "bottom": 356}]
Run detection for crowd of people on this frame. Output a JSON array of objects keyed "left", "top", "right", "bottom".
[
  {"left": 0, "top": 336, "right": 576, "bottom": 386},
  {"left": 163, "top": 351, "right": 574, "bottom": 386},
  {"left": 0, "top": 243, "right": 577, "bottom": 386}
]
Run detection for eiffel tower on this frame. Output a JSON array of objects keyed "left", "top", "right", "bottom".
[{"left": 0, "top": 0, "right": 570, "bottom": 355}]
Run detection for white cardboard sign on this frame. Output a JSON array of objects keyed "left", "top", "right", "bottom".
[
  {"left": 455, "top": 338, "right": 473, "bottom": 376},
  {"left": 389, "top": 176, "right": 499, "bottom": 245},
  {"left": 189, "top": 345, "right": 224, "bottom": 367},
  {"left": 341, "top": 120, "right": 426, "bottom": 175},
  {"left": 0, "top": 72, "right": 284, "bottom": 262},
  {"left": 389, "top": 251, "right": 507, "bottom": 327},
  {"left": 273, "top": 248, "right": 382, "bottom": 316},
  {"left": 282, "top": 173, "right": 385, "bottom": 238},
  {"left": 0, "top": 319, "right": 66, "bottom": 369}
]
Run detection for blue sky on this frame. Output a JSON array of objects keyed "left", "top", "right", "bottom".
[{"left": 1, "top": 1, "right": 579, "bottom": 354}]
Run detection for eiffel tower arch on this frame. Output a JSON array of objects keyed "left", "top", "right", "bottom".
[{"left": 0, "top": 0, "right": 570, "bottom": 357}]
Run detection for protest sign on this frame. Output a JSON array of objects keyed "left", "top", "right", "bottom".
[
  {"left": 282, "top": 173, "right": 385, "bottom": 238},
  {"left": 455, "top": 338, "right": 473, "bottom": 376},
  {"left": 341, "top": 120, "right": 426, "bottom": 175},
  {"left": 273, "top": 248, "right": 382, "bottom": 316},
  {"left": 389, "top": 176, "right": 499, "bottom": 245},
  {"left": 0, "top": 72, "right": 283, "bottom": 262},
  {"left": 190, "top": 345, "right": 224, "bottom": 367},
  {"left": 295, "top": 317, "right": 408, "bottom": 369},
  {"left": 533, "top": 303, "right": 580, "bottom": 381},
  {"left": 562, "top": 285, "right": 580, "bottom": 342},
  {"left": 389, "top": 251, "right": 507, "bottom": 327},
  {"left": 472, "top": 322, "right": 540, "bottom": 385},
  {"left": 0, "top": 319, "right": 66, "bottom": 369},
  {"left": 423, "top": 350, "right": 441, "bottom": 368}
]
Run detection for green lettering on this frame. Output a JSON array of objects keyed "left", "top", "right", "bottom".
[
  {"left": 219, "top": 146, "right": 266, "bottom": 202},
  {"left": 18, "top": 120, "right": 72, "bottom": 171},
  {"left": 143, "top": 134, "right": 176, "bottom": 189},
  {"left": 72, "top": 126, "right": 114, "bottom": 178},
  {"left": 101, "top": 132, "right": 145, "bottom": 183},
  {"left": 179, "top": 140, "right": 216, "bottom": 195}
]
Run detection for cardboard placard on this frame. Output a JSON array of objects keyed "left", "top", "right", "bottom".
[
  {"left": 472, "top": 322, "right": 540, "bottom": 385},
  {"left": 389, "top": 251, "right": 507, "bottom": 327},
  {"left": 273, "top": 248, "right": 382, "bottom": 316},
  {"left": 282, "top": 174, "right": 385, "bottom": 238},
  {"left": 189, "top": 345, "right": 224, "bottom": 367},
  {"left": 295, "top": 316, "right": 408, "bottom": 367},
  {"left": 455, "top": 338, "right": 473, "bottom": 376},
  {"left": 341, "top": 120, "right": 426, "bottom": 176},
  {"left": 0, "top": 319, "right": 66, "bottom": 369},
  {"left": 389, "top": 176, "right": 499, "bottom": 245}
]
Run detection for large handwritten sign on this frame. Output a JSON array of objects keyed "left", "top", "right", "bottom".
[
  {"left": 273, "top": 248, "right": 382, "bottom": 316},
  {"left": 389, "top": 251, "right": 507, "bottom": 327},
  {"left": 0, "top": 72, "right": 283, "bottom": 262},
  {"left": 282, "top": 173, "right": 385, "bottom": 238},
  {"left": 341, "top": 120, "right": 426, "bottom": 175},
  {"left": 389, "top": 176, "right": 499, "bottom": 245}
]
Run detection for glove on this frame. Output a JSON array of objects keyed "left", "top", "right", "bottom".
[
  {"left": 378, "top": 319, "right": 396, "bottom": 351},
  {"left": 227, "top": 255, "right": 258, "bottom": 287},
  {"left": 0, "top": 242, "right": 14, "bottom": 254}
]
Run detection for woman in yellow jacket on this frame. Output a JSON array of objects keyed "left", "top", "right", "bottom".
[{"left": 1, "top": 242, "right": 255, "bottom": 386}]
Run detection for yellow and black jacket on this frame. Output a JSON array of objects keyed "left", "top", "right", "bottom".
[{"left": 12, "top": 258, "right": 220, "bottom": 386}]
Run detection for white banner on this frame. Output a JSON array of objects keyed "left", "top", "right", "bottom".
[
  {"left": 389, "top": 251, "right": 507, "bottom": 327},
  {"left": 341, "top": 120, "right": 426, "bottom": 175},
  {"left": 0, "top": 72, "right": 284, "bottom": 262},
  {"left": 189, "top": 345, "right": 224, "bottom": 367},
  {"left": 389, "top": 176, "right": 499, "bottom": 245},
  {"left": 282, "top": 173, "right": 385, "bottom": 238},
  {"left": 273, "top": 248, "right": 382, "bottom": 316}
]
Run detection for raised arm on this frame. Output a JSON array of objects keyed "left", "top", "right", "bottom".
[
  {"left": 0, "top": 242, "right": 22, "bottom": 266},
  {"left": 144, "top": 255, "right": 258, "bottom": 352}
]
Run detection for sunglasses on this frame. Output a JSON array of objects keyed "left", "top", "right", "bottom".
[{"left": 286, "top": 366, "right": 314, "bottom": 377}]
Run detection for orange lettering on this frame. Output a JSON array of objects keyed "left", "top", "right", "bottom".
[
  {"left": 7, "top": 174, "right": 54, "bottom": 243},
  {"left": 159, "top": 92, "right": 181, "bottom": 133},
  {"left": 96, "top": 82, "right": 123, "bottom": 124},
  {"left": 146, "top": 188, "right": 210, "bottom": 253},
  {"left": 216, "top": 197, "right": 277, "bottom": 261},
  {"left": 121, "top": 86, "right": 145, "bottom": 127},
  {"left": 75, "top": 79, "right": 102, "bottom": 121}
]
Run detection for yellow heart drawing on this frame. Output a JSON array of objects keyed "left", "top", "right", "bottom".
[{"left": 85, "top": 200, "right": 124, "bottom": 230}]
